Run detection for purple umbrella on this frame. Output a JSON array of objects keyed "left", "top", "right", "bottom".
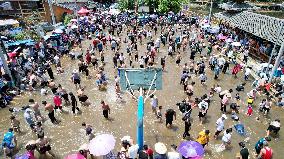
[
  {"left": 15, "top": 154, "right": 29, "bottom": 159},
  {"left": 178, "top": 141, "right": 204, "bottom": 158}
]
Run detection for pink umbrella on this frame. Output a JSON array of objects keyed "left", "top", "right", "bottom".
[
  {"left": 65, "top": 153, "right": 86, "bottom": 159},
  {"left": 78, "top": 7, "right": 90, "bottom": 15},
  {"left": 219, "top": 36, "right": 227, "bottom": 40}
]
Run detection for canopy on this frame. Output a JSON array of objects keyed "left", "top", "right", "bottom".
[
  {"left": 5, "top": 39, "right": 35, "bottom": 47},
  {"left": 0, "top": 19, "right": 19, "bottom": 27},
  {"left": 78, "top": 7, "right": 90, "bottom": 15}
]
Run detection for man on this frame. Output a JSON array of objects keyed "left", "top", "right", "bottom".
[
  {"left": 196, "top": 130, "right": 210, "bottom": 147},
  {"left": 29, "top": 99, "right": 44, "bottom": 121},
  {"left": 266, "top": 119, "right": 281, "bottom": 137},
  {"left": 258, "top": 141, "right": 273, "bottom": 159},
  {"left": 24, "top": 108, "right": 35, "bottom": 131},
  {"left": 128, "top": 140, "right": 139, "bottom": 159},
  {"left": 167, "top": 144, "right": 181, "bottom": 159},
  {"left": 42, "top": 101, "right": 58, "bottom": 124},
  {"left": 255, "top": 137, "right": 270, "bottom": 156},
  {"left": 36, "top": 133, "right": 56, "bottom": 158},
  {"left": 238, "top": 142, "right": 249, "bottom": 159},
  {"left": 150, "top": 94, "right": 158, "bottom": 114},
  {"left": 214, "top": 114, "right": 227, "bottom": 139},
  {"left": 101, "top": 100, "right": 110, "bottom": 119},
  {"left": 165, "top": 109, "right": 176, "bottom": 128}
]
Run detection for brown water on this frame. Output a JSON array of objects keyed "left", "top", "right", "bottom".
[{"left": 0, "top": 26, "right": 283, "bottom": 159}]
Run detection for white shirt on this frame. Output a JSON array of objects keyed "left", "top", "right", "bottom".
[
  {"left": 139, "top": 58, "right": 144, "bottom": 65},
  {"left": 222, "top": 132, "right": 231, "bottom": 143},
  {"left": 151, "top": 96, "right": 158, "bottom": 108},
  {"left": 54, "top": 55, "right": 60, "bottom": 64},
  {"left": 128, "top": 144, "right": 139, "bottom": 158},
  {"left": 167, "top": 151, "right": 182, "bottom": 159},
  {"left": 214, "top": 86, "right": 222, "bottom": 93},
  {"left": 216, "top": 117, "right": 225, "bottom": 131},
  {"left": 245, "top": 68, "right": 251, "bottom": 76},
  {"left": 218, "top": 57, "right": 225, "bottom": 66}
]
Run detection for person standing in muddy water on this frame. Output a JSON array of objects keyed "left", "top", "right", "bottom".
[
  {"left": 69, "top": 92, "right": 81, "bottom": 114},
  {"left": 36, "top": 133, "right": 56, "bottom": 158},
  {"left": 101, "top": 100, "right": 110, "bottom": 119},
  {"left": 29, "top": 99, "right": 44, "bottom": 121},
  {"left": 42, "top": 101, "right": 58, "bottom": 124}
]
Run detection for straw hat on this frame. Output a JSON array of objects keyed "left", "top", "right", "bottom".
[
  {"left": 78, "top": 143, "right": 89, "bottom": 151},
  {"left": 154, "top": 142, "right": 167, "bottom": 154}
]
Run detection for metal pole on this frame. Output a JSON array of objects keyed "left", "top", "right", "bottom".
[
  {"left": 137, "top": 87, "right": 144, "bottom": 150},
  {"left": 75, "top": 0, "right": 79, "bottom": 22},
  {"left": 0, "top": 40, "right": 14, "bottom": 84},
  {"left": 266, "top": 22, "right": 284, "bottom": 74},
  {"left": 48, "top": 0, "right": 56, "bottom": 25},
  {"left": 269, "top": 42, "right": 284, "bottom": 83},
  {"left": 208, "top": 0, "right": 213, "bottom": 24}
]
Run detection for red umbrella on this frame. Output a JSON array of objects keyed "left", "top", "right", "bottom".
[{"left": 78, "top": 7, "right": 90, "bottom": 15}]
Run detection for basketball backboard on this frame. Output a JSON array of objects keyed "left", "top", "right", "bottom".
[{"left": 119, "top": 68, "right": 162, "bottom": 91}]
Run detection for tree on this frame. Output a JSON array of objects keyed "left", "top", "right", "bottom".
[
  {"left": 158, "top": 0, "right": 188, "bottom": 14},
  {"left": 118, "top": 0, "right": 135, "bottom": 11}
]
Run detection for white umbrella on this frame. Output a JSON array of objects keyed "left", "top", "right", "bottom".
[
  {"left": 154, "top": 142, "right": 167, "bottom": 154},
  {"left": 53, "top": 28, "right": 63, "bottom": 34},
  {"left": 70, "top": 19, "right": 77, "bottom": 22},
  {"left": 232, "top": 42, "right": 241, "bottom": 46},
  {"left": 88, "top": 134, "right": 116, "bottom": 156},
  {"left": 71, "top": 25, "right": 78, "bottom": 29}
]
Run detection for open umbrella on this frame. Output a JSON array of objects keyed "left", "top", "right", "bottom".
[
  {"left": 53, "top": 28, "right": 63, "bottom": 34},
  {"left": 226, "top": 38, "right": 233, "bottom": 43},
  {"left": 15, "top": 154, "right": 29, "bottom": 159},
  {"left": 71, "top": 19, "right": 77, "bottom": 22},
  {"left": 71, "top": 25, "right": 78, "bottom": 29},
  {"left": 154, "top": 142, "right": 167, "bottom": 154},
  {"left": 88, "top": 134, "right": 116, "bottom": 156},
  {"left": 219, "top": 36, "right": 227, "bottom": 40},
  {"left": 232, "top": 42, "right": 241, "bottom": 47},
  {"left": 65, "top": 153, "right": 86, "bottom": 159},
  {"left": 78, "top": 7, "right": 90, "bottom": 15},
  {"left": 178, "top": 141, "right": 204, "bottom": 158}
]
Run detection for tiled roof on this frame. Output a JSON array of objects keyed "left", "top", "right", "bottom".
[{"left": 214, "top": 11, "right": 284, "bottom": 45}]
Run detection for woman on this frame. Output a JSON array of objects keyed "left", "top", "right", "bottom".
[{"left": 222, "top": 128, "right": 233, "bottom": 149}]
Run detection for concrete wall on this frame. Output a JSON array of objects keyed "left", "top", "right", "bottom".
[{"left": 43, "top": 2, "right": 73, "bottom": 23}]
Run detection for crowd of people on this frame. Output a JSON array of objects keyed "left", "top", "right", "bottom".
[{"left": 0, "top": 4, "right": 283, "bottom": 159}]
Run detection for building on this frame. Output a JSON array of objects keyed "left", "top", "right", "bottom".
[{"left": 0, "top": 0, "right": 46, "bottom": 19}]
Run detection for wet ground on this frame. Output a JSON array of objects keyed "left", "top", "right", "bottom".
[{"left": 0, "top": 26, "right": 283, "bottom": 159}]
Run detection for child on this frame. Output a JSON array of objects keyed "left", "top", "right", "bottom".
[
  {"left": 156, "top": 106, "right": 162, "bottom": 123},
  {"left": 35, "top": 122, "right": 44, "bottom": 138},
  {"left": 235, "top": 93, "right": 241, "bottom": 105},
  {"left": 10, "top": 116, "right": 21, "bottom": 133},
  {"left": 247, "top": 105, "right": 253, "bottom": 116}
]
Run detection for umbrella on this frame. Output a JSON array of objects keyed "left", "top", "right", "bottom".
[
  {"left": 154, "top": 142, "right": 167, "bottom": 154},
  {"left": 88, "top": 134, "right": 116, "bottom": 156},
  {"left": 65, "top": 153, "right": 86, "bottom": 159},
  {"left": 219, "top": 36, "right": 227, "bottom": 40},
  {"left": 121, "top": 136, "right": 131, "bottom": 142},
  {"left": 70, "top": 19, "right": 77, "bottom": 22},
  {"left": 53, "top": 28, "right": 63, "bottom": 34},
  {"left": 226, "top": 38, "right": 233, "bottom": 43},
  {"left": 71, "top": 25, "right": 78, "bottom": 29},
  {"left": 15, "top": 154, "right": 29, "bottom": 159},
  {"left": 78, "top": 7, "right": 90, "bottom": 15},
  {"left": 232, "top": 42, "right": 241, "bottom": 46},
  {"left": 201, "top": 24, "right": 210, "bottom": 29},
  {"left": 178, "top": 141, "right": 204, "bottom": 158}
]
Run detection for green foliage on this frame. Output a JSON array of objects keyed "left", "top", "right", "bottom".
[
  {"left": 14, "top": 33, "right": 26, "bottom": 40},
  {"left": 63, "top": 14, "right": 73, "bottom": 26},
  {"left": 119, "top": 0, "right": 188, "bottom": 13},
  {"left": 118, "top": 0, "right": 136, "bottom": 11}
]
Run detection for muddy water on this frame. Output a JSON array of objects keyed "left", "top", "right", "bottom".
[{"left": 0, "top": 27, "right": 283, "bottom": 159}]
